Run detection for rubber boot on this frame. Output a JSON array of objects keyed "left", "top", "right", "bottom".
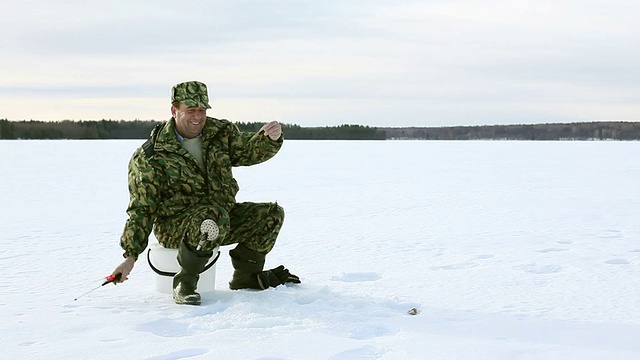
[
  {"left": 229, "top": 243, "right": 265, "bottom": 290},
  {"left": 173, "top": 240, "right": 213, "bottom": 305}
]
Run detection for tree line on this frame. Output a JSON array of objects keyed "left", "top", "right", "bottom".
[
  {"left": 0, "top": 119, "right": 160, "bottom": 140},
  {"left": 1, "top": 119, "right": 639, "bottom": 140},
  {"left": 0, "top": 119, "right": 383, "bottom": 140},
  {"left": 380, "top": 121, "right": 640, "bottom": 140},
  {"left": 235, "top": 122, "right": 386, "bottom": 140}
]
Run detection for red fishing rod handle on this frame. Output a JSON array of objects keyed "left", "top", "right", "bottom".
[{"left": 102, "top": 273, "right": 123, "bottom": 285}]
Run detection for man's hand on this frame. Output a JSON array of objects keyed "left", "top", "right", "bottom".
[
  {"left": 260, "top": 121, "right": 282, "bottom": 141},
  {"left": 256, "top": 265, "right": 301, "bottom": 289},
  {"left": 111, "top": 257, "right": 136, "bottom": 283}
]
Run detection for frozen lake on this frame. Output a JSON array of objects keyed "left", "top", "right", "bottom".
[{"left": 1, "top": 139, "right": 639, "bottom": 359}]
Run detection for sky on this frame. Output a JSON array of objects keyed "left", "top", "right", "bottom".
[{"left": 1, "top": 0, "right": 639, "bottom": 127}]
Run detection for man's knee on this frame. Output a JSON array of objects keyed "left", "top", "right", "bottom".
[
  {"left": 155, "top": 205, "right": 230, "bottom": 250},
  {"left": 270, "top": 203, "right": 285, "bottom": 223},
  {"left": 232, "top": 202, "right": 284, "bottom": 225}
]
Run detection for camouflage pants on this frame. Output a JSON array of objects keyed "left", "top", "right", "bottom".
[{"left": 154, "top": 202, "right": 284, "bottom": 255}]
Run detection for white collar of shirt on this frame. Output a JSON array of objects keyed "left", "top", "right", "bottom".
[{"left": 175, "top": 130, "right": 202, "bottom": 144}]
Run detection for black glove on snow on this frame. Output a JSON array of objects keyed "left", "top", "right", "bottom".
[{"left": 256, "top": 265, "right": 301, "bottom": 290}]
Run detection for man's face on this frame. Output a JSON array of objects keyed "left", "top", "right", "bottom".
[{"left": 173, "top": 103, "right": 206, "bottom": 139}]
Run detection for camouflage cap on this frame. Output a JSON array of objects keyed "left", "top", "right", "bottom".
[{"left": 171, "top": 81, "right": 211, "bottom": 109}]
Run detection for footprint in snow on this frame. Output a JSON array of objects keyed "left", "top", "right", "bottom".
[
  {"left": 99, "top": 338, "right": 125, "bottom": 343},
  {"left": 430, "top": 262, "right": 478, "bottom": 271},
  {"left": 329, "top": 345, "right": 387, "bottom": 359},
  {"left": 135, "top": 318, "right": 196, "bottom": 337},
  {"left": 144, "top": 348, "right": 209, "bottom": 360},
  {"left": 536, "top": 248, "right": 569, "bottom": 253},
  {"left": 556, "top": 240, "right": 574, "bottom": 245},
  {"left": 598, "top": 229, "right": 624, "bottom": 239},
  {"left": 331, "top": 272, "right": 382, "bottom": 282},
  {"left": 604, "top": 258, "right": 630, "bottom": 265},
  {"left": 519, "top": 264, "right": 563, "bottom": 274}
]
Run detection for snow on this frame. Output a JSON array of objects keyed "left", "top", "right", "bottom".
[{"left": 1, "top": 139, "right": 639, "bottom": 360}]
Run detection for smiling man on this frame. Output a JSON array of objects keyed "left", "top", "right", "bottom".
[{"left": 111, "top": 81, "right": 300, "bottom": 305}]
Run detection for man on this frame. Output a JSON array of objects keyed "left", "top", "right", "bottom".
[{"left": 111, "top": 81, "right": 300, "bottom": 305}]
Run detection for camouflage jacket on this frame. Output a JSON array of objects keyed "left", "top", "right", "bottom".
[{"left": 120, "top": 117, "right": 283, "bottom": 258}]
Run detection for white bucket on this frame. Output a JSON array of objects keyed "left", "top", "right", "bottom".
[{"left": 146, "top": 242, "right": 220, "bottom": 294}]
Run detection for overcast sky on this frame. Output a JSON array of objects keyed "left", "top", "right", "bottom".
[{"left": 1, "top": 0, "right": 638, "bottom": 127}]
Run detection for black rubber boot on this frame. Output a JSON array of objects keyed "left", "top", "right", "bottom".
[
  {"left": 229, "top": 243, "right": 265, "bottom": 290},
  {"left": 173, "top": 240, "right": 213, "bottom": 305}
]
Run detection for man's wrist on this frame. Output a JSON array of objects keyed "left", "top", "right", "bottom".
[{"left": 123, "top": 252, "right": 138, "bottom": 261}]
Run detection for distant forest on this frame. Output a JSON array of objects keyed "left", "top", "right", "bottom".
[
  {"left": 380, "top": 121, "right": 640, "bottom": 140},
  {"left": 0, "top": 119, "right": 639, "bottom": 140},
  {"left": 0, "top": 119, "right": 383, "bottom": 140}
]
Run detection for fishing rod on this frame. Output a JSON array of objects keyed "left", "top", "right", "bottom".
[{"left": 74, "top": 273, "right": 122, "bottom": 301}]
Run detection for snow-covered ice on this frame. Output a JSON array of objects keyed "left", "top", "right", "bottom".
[{"left": 1, "top": 139, "right": 639, "bottom": 359}]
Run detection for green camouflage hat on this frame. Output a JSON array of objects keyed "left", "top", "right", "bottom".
[{"left": 171, "top": 81, "right": 211, "bottom": 109}]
